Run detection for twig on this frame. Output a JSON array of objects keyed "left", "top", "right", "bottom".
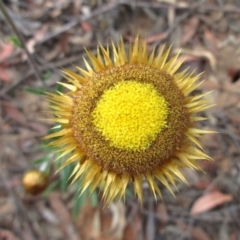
[
  {"left": 36, "top": 0, "right": 189, "bottom": 45},
  {"left": 35, "top": 0, "right": 199, "bottom": 47},
  {"left": 146, "top": 200, "right": 155, "bottom": 240},
  {"left": 0, "top": 50, "right": 88, "bottom": 97},
  {"left": 0, "top": 159, "right": 37, "bottom": 239},
  {"left": 120, "top": 0, "right": 240, "bottom": 13},
  {"left": 143, "top": 203, "right": 240, "bottom": 223},
  {"left": 36, "top": 2, "right": 119, "bottom": 45},
  {"left": 0, "top": 0, "right": 44, "bottom": 86}
]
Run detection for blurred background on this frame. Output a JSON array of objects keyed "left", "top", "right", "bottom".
[{"left": 0, "top": 0, "right": 240, "bottom": 239}]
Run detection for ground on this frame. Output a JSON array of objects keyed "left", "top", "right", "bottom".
[{"left": 1, "top": 0, "right": 240, "bottom": 240}]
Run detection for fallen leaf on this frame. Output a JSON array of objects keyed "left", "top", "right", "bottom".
[
  {"left": 2, "top": 101, "right": 26, "bottom": 124},
  {"left": 73, "top": 0, "right": 82, "bottom": 16},
  {"left": 26, "top": 24, "right": 49, "bottom": 53},
  {"left": 77, "top": 199, "right": 97, "bottom": 239},
  {"left": 59, "top": 32, "right": 69, "bottom": 54},
  {"left": 49, "top": 192, "right": 79, "bottom": 240},
  {"left": 0, "top": 229, "right": 19, "bottom": 240},
  {"left": 190, "top": 191, "right": 233, "bottom": 215},
  {"left": 0, "top": 116, "right": 10, "bottom": 133},
  {"left": 193, "top": 181, "right": 210, "bottom": 190},
  {"left": 174, "top": 48, "right": 216, "bottom": 71},
  {"left": 157, "top": 203, "right": 168, "bottom": 225},
  {"left": 108, "top": 202, "right": 126, "bottom": 239},
  {"left": 0, "top": 198, "right": 15, "bottom": 227},
  {"left": 177, "top": 221, "right": 211, "bottom": 240},
  {"left": 123, "top": 210, "right": 142, "bottom": 240},
  {"left": 0, "top": 42, "right": 16, "bottom": 82},
  {"left": 0, "top": 65, "right": 12, "bottom": 82},
  {"left": 99, "top": 202, "right": 126, "bottom": 240},
  {"left": 78, "top": 201, "right": 126, "bottom": 240},
  {"left": 0, "top": 42, "right": 14, "bottom": 62},
  {"left": 203, "top": 28, "right": 219, "bottom": 53},
  {"left": 81, "top": 21, "right": 92, "bottom": 32}
]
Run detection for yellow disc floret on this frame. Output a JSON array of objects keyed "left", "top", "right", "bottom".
[{"left": 92, "top": 81, "right": 168, "bottom": 151}]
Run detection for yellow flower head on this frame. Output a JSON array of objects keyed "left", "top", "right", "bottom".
[{"left": 44, "top": 37, "right": 213, "bottom": 203}]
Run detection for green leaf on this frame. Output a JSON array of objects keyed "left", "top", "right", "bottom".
[
  {"left": 9, "top": 36, "right": 22, "bottom": 48},
  {"left": 56, "top": 84, "right": 63, "bottom": 93},
  {"left": 38, "top": 144, "right": 55, "bottom": 151},
  {"left": 41, "top": 70, "right": 52, "bottom": 81},
  {"left": 42, "top": 180, "right": 59, "bottom": 197},
  {"left": 59, "top": 162, "right": 75, "bottom": 191},
  {"left": 90, "top": 190, "right": 98, "bottom": 207},
  {"left": 25, "top": 87, "right": 46, "bottom": 95},
  {"left": 125, "top": 188, "right": 133, "bottom": 197},
  {"left": 31, "top": 157, "right": 49, "bottom": 165},
  {"left": 73, "top": 189, "right": 89, "bottom": 219}
]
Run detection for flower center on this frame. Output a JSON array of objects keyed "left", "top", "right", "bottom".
[
  {"left": 92, "top": 81, "right": 168, "bottom": 151},
  {"left": 71, "top": 64, "right": 190, "bottom": 174}
]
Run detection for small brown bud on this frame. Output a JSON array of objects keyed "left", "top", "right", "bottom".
[{"left": 22, "top": 170, "right": 48, "bottom": 195}]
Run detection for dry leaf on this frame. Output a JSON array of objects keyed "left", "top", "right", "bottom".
[
  {"left": 81, "top": 21, "right": 92, "bottom": 32},
  {"left": 0, "top": 66, "right": 11, "bottom": 82},
  {"left": 0, "top": 43, "right": 14, "bottom": 62},
  {"left": 123, "top": 212, "right": 142, "bottom": 240},
  {"left": 190, "top": 191, "right": 233, "bottom": 215},
  {"left": 77, "top": 199, "right": 97, "bottom": 240},
  {"left": 26, "top": 24, "right": 49, "bottom": 53},
  {"left": 177, "top": 222, "right": 211, "bottom": 240},
  {"left": 174, "top": 48, "right": 216, "bottom": 71},
  {"left": 2, "top": 101, "right": 26, "bottom": 124},
  {"left": 0, "top": 229, "right": 19, "bottom": 240},
  {"left": 157, "top": 203, "right": 168, "bottom": 225},
  {"left": 203, "top": 28, "right": 219, "bottom": 53},
  {"left": 99, "top": 202, "right": 126, "bottom": 240},
  {"left": 0, "top": 42, "right": 16, "bottom": 82},
  {"left": 108, "top": 202, "right": 126, "bottom": 239},
  {"left": 145, "top": 33, "right": 168, "bottom": 43},
  {"left": 49, "top": 192, "right": 78, "bottom": 240}
]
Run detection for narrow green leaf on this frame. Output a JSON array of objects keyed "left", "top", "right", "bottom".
[
  {"left": 90, "top": 191, "right": 98, "bottom": 207},
  {"left": 126, "top": 188, "right": 133, "bottom": 197},
  {"left": 25, "top": 87, "right": 46, "bottom": 95},
  {"left": 42, "top": 180, "right": 59, "bottom": 197},
  {"left": 59, "top": 162, "right": 75, "bottom": 191},
  {"left": 41, "top": 70, "right": 52, "bottom": 81},
  {"left": 31, "top": 157, "right": 49, "bottom": 165},
  {"left": 56, "top": 84, "right": 63, "bottom": 93},
  {"left": 9, "top": 36, "right": 22, "bottom": 48},
  {"left": 73, "top": 189, "right": 89, "bottom": 219}
]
